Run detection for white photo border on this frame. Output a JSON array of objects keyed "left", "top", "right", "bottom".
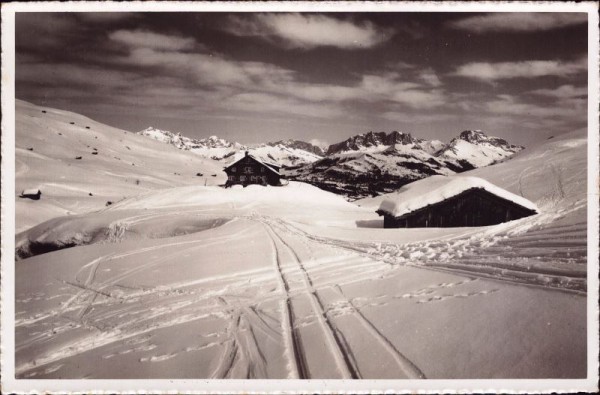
[{"left": 1, "top": 1, "right": 598, "bottom": 393}]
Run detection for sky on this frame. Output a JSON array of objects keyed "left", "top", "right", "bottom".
[{"left": 15, "top": 11, "right": 588, "bottom": 147}]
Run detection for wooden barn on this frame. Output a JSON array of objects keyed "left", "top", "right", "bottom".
[
  {"left": 376, "top": 175, "right": 538, "bottom": 228},
  {"left": 224, "top": 151, "right": 282, "bottom": 187}
]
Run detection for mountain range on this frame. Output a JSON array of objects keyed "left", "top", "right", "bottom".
[{"left": 138, "top": 127, "right": 524, "bottom": 199}]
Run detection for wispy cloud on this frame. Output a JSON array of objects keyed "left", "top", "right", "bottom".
[
  {"left": 308, "top": 138, "right": 329, "bottom": 149},
  {"left": 484, "top": 94, "right": 586, "bottom": 118},
  {"left": 528, "top": 84, "right": 587, "bottom": 98},
  {"left": 419, "top": 68, "right": 442, "bottom": 87},
  {"left": 110, "top": 30, "right": 196, "bottom": 51},
  {"left": 449, "top": 13, "right": 587, "bottom": 33},
  {"left": 453, "top": 58, "right": 586, "bottom": 81},
  {"left": 225, "top": 13, "right": 393, "bottom": 49},
  {"left": 224, "top": 92, "right": 343, "bottom": 118}
]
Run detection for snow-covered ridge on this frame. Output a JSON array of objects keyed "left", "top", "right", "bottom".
[
  {"left": 437, "top": 130, "right": 524, "bottom": 167},
  {"left": 137, "top": 128, "right": 324, "bottom": 166},
  {"left": 378, "top": 175, "right": 539, "bottom": 218},
  {"left": 138, "top": 127, "right": 243, "bottom": 159}
]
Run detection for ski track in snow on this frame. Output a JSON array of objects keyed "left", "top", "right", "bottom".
[{"left": 15, "top": 202, "right": 585, "bottom": 378}]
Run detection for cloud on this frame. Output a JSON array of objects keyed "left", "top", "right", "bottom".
[
  {"left": 225, "top": 13, "right": 392, "bottom": 49},
  {"left": 381, "top": 111, "right": 457, "bottom": 123},
  {"left": 484, "top": 94, "right": 585, "bottom": 118},
  {"left": 110, "top": 30, "right": 443, "bottom": 111},
  {"left": 528, "top": 84, "right": 587, "bottom": 98},
  {"left": 449, "top": 13, "right": 587, "bottom": 33},
  {"left": 453, "top": 58, "right": 586, "bottom": 81},
  {"left": 419, "top": 69, "right": 442, "bottom": 87},
  {"left": 308, "top": 138, "right": 329, "bottom": 149},
  {"left": 224, "top": 92, "right": 343, "bottom": 118},
  {"left": 16, "top": 62, "right": 140, "bottom": 89},
  {"left": 390, "top": 89, "right": 446, "bottom": 109},
  {"left": 110, "top": 29, "right": 196, "bottom": 51}
]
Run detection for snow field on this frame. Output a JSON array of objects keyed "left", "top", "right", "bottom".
[
  {"left": 15, "top": 213, "right": 586, "bottom": 379},
  {"left": 13, "top": 102, "right": 589, "bottom": 379}
]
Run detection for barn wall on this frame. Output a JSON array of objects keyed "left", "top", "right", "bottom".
[
  {"left": 225, "top": 156, "right": 281, "bottom": 186},
  {"left": 384, "top": 188, "right": 537, "bottom": 228}
]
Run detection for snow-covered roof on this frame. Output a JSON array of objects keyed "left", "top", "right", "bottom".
[
  {"left": 21, "top": 188, "right": 41, "bottom": 196},
  {"left": 378, "top": 175, "right": 538, "bottom": 217},
  {"left": 225, "top": 153, "right": 281, "bottom": 175}
]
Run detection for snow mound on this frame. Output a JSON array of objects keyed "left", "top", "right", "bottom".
[
  {"left": 378, "top": 175, "right": 539, "bottom": 218},
  {"left": 112, "top": 181, "right": 367, "bottom": 213}
]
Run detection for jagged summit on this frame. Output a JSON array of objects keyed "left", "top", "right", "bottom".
[
  {"left": 326, "top": 131, "right": 417, "bottom": 155},
  {"left": 457, "top": 130, "right": 521, "bottom": 150}
]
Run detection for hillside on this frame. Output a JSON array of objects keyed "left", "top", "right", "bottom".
[{"left": 15, "top": 100, "right": 226, "bottom": 232}]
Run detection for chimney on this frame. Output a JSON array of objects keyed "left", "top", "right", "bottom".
[{"left": 245, "top": 150, "right": 249, "bottom": 156}]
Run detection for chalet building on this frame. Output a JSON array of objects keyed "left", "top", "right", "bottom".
[
  {"left": 224, "top": 151, "right": 282, "bottom": 187},
  {"left": 377, "top": 175, "right": 538, "bottom": 228}
]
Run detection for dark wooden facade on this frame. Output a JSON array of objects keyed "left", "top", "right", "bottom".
[
  {"left": 224, "top": 152, "right": 282, "bottom": 187},
  {"left": 378, "top": 187, "right": 537, "bottom": 228}
]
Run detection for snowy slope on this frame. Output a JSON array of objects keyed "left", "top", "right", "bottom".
[
  {"left": 14, "top": 120, "right": 588, "bottom": 380},
  {"left": 15, "top": 101, "right": 226, "bottom": 232}
]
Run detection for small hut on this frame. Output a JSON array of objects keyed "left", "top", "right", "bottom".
[
  {"left": 20, "top": 189, "right": 42, "bottom": 200},
  {"left": 224, "top": 151, "right": 282, "bottom": 187},
  {"left": 377, "top": 175, "right": 538, "bottom": 228}
]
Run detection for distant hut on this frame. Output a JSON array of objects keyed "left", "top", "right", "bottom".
[
  {"left": 224, "top": 151, "right": 282, "bottom": 187},
  {"left": 20, "top": 189, "right": 42, "bottom": 200},
  {"left": 376, "top": 175, "right": 538, "bottom": 228}
]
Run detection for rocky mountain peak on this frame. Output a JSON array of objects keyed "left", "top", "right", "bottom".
[
  {"left": 455, "top": 130, "right": 522, "bottom": 152},
  {"left": 326, "top": 131, "right": 417, "bottom": 155}
]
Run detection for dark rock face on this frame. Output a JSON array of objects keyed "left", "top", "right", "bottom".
[{"left": 326, "top": 131, "right": 417, "bottom": 155}]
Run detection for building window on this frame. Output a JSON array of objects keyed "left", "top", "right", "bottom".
[
  {"left": 228, "top": 175, "right": 235, "bottom": 181},
  {"left": 240, "top": 175, "right": 246, "bottom": 182},
  {"left": 261, "top": 167, "right": 265, "bottom": 173},
  {"left": 231, "top": 167, "right": 236, "bottom": 173},
  {"left": 244, "top": 166, "right": 253, "bottom": 174}
]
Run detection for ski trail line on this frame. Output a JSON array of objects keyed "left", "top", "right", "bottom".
[
  {"left": 264, "top": 222, "right": 359, "bottom": 379},
  {"left": 271, "top": 217, "right": 426, "bottom": 379},
  {"left": 263, "top": 224, "right": 304, "bottom": 379},
  {"left": 333, "top": 285, "right": 427, "bottom": 379}
]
